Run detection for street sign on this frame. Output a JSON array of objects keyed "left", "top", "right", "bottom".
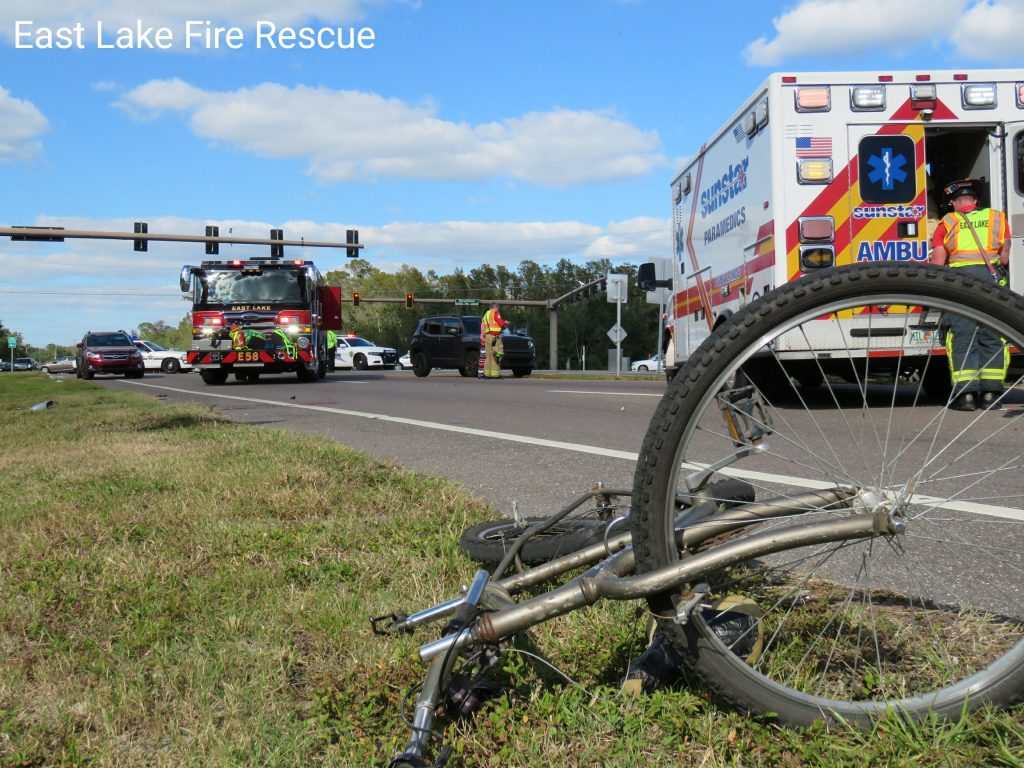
[
  {"left": 607, "top": 323, "right": 628, "bottom": 344},
  {"left": 606, "top": 273, "right": 628, "bottom": 304},
  {"left": 453, "top": 298, "right": 480, "bottom": 307},
  {"left": 7, "top": 336, "right": 15, "bottom": 349}
]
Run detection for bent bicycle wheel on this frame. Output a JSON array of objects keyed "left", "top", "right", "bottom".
[{"left": 631, "top": 263, "right": 1024, "bottom": 726}]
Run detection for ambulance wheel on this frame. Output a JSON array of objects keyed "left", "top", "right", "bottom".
[{"left": 632, "top": 263, "right": 1024, "bottom": 728}]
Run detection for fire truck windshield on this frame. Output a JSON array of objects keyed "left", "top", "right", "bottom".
[{"left": 200, "top": 269, "right": 305, "bottom": 305}]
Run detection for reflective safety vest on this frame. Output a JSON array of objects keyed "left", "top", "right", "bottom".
[
  {"left": 482, "top": 309, "right": 504, "bottom": 335},
  {"left": 940, "top": 208, "right": 1008, "bottom": 265},
  {"left": 326, "top": 330, "right": 338, "bottom": 348}
]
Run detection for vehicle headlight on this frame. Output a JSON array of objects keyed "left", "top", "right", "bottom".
[{"left": 297, "top": 336, "right": 310, "bottom": 349}]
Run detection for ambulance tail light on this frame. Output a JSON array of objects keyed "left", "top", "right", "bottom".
[
  {"left": 1016, "top": 83, "right": 1024, "bottom": 108},
  {"left": 795, "top": 86, "right": 830, "bottom": 112},
  {"left": 799, "top": 216, "right": 835, "bottom": 242},
  {"left": 800, "top": 246, "right": 835, "bottom": 270},
  {"left": 797, "top": 158, "right": 833, "bottom": 184},
  {"left": 963, "top": 83, "right": 997, "bottom": 109},
  {"left": 851, "top": 85, "right": 885, "bottom": 111},
  {"left": 910, "top": 83, "right": 937, "bottom": 111}
]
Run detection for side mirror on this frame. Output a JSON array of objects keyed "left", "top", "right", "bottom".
[
  {"left": 76, "top": 342, "right": 83, "bottom": 349},
  {"left": 636, "top": 262, "right": 657, "bottom": 291},
  {"left": 179, "top": 266, "right": 193, "bottom": 293}
]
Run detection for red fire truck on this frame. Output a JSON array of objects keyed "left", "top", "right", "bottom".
[{"left": 179, "top": 257, "right": 342, "bottom": 385}]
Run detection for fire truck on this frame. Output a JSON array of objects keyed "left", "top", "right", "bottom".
[
  {"left": 666, "top": 68, "right": 1024, "bottom": 395},
  {"left": 179, "top": 257, "right": 342, "bottom": 385}
]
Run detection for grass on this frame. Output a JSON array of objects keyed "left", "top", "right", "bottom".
[{"left": 1, "top": 372, "right": 1023, "bottom": 767}]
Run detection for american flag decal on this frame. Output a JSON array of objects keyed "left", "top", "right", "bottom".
[{"left": 795, "top": 136, "right": 832, "bottom": 157}]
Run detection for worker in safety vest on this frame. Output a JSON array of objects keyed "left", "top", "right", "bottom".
[
  {"left": 326, "top": 330, "right": 338, "bottom": 372},
  {"left": 929, "top": 179, "right": 1011, "bottom": 411},
  {"left": 480, "top": 303, "right": 508, "bottom": 379}
]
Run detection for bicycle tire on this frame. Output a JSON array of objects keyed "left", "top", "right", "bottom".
[
  {"left": 459, "top": 518, "right": 608, "bottom": 565},
  {"left": 461, "top": 479, "right": 756, "bottom": 566},
  {"left": 631, "top": 263, "right": 1024, "bottom": 727}
]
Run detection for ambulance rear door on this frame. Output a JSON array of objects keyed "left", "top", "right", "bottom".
[{"left": 1004, "top": 121, "right": 1024, "bottom": 294}]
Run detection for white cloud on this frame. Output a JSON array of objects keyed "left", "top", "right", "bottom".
[
  {"left": 114, "top": 79, "right": 667, "bottom": 186},
  {"left": 0, "top": 1, "right": 374, "bottom": 42},
  {"left": 745, "top": 0, "right": 967, "bottom": 65},
  {"left": 0, "top": 87, "right": 49, "bottom": 161},
  {"left": 955, "top": 1, "right": 1024, "bottom": 61}
]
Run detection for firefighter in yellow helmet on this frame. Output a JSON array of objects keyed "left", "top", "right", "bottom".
[
  {"left": 929, "top": 179, "right": 1011, "bottom": 411},
  {"left": 480, "top": 303, "right": 508, "bottom": 379}
]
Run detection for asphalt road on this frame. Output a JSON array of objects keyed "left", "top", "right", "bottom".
[{"left": 98, "top": 368, "right": 667, "bottom": 519}]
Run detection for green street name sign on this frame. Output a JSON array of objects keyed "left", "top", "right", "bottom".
[
  {"left": 453, "top": 298, "right": 479, "bottom": 307},
  {"left": 7, "top": 336, "right": 15, "bottom": 349}
]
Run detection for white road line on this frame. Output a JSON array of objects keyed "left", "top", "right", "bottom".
[
  {"left": 120, "top": 380, "right": 1024, "bottom": 521},
  {"left": 547, "top": 389, "right": 664, "bottom": 397}
]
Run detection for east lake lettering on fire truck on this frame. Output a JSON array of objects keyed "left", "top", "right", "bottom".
[{"left": 665, "top": 68, "right": 1024, "bottom": 394}]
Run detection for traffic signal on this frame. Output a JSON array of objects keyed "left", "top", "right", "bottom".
[
  {"left": 270, "top": 228, "right": 284, "bottom": 259},
  {"left": 205, "top": 225, "right": 219, "bottom": 255},
  {"left": 406, "top": 292, "right": 414, "bottom": 308},
  {"left": 133, "top": 221, "right": 148, "bottom": 252},
  {"left": 352, "top": 291, "right": 360, "bottom": 307},
  {"left": 346, "top": 228, "right": 359, "bottom": 258}
]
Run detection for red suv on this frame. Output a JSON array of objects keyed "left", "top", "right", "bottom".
[{"left": 76, "top": 331, "right": 145, "bottom": 379}]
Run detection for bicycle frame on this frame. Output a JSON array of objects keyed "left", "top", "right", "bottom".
[{"left": 382, "top": 484, "right": 899, "bottom": 767}]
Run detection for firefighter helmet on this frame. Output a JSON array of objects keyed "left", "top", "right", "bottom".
[{"left": 942, "top": 178, "right": 980, "bottom": 203}]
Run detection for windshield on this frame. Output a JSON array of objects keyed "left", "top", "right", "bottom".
[
  {"left": 347, "top": 338, "right": 374, "bottom": 347},
  {"left": 200, "top": 269, "right": 305, "bottom": 305},
  {"left": 143, "top": 341, "right": 167, "bottom": 351},
  {"left": 464, "top": 317, "right": 481, "bottom": 335},
  {"left": 88, "top": 333, "right": 132, "bottom": 346}
]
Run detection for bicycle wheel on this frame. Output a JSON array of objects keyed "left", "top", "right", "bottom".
[{"left": 631, "top": 263, "right": 1024, "bottom": 726}]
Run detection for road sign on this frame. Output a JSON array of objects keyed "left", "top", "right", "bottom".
[
  {"left": 7, "top": 336, "right": 15, "bottom": 349},
  {"left": 607, "top": 323, "right": 628, "bottom": 344},
  {"left": 453, "top": 298, "right": 480, "bottom": 307},
  {"left": 606, "top": 273, "right": 628, "bottom": 304}
]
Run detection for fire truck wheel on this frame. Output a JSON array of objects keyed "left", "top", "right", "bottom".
[
  {"left": 200, "top": 369, "right": 228, "bottom": 385},
  {"left": 296, "top": 363, "right": 318, "bottom": 382},
  {"left": 161, "top": 358, "right": 180, "bottom": 374}
]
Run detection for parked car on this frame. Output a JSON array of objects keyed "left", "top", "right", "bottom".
[
  {"left": 13, "top": 357, "right": 38, "bottom": 371},
  {"left": 631, "top": 354, "right": 663, "bottom": 372},
  {"left": 76, "top": 330, "right": 145, "bottom": 379},
  {"left": 133, "top": 340, "right": 192, "bottom": 373},
  {"left": 334, "top": 336, "right": 399, "bottom": 370},
  {"left": 0, "top": 360, "right": 11, "bottom": 372},
  {"left": 40, "top": 356, "right": 77, "bottom": 374},
  {"left": 397, "top": 352, "right": 412, "bottom": 370},
  {"left": 407, "top": 315, "right": 536, "bottom": 378}
]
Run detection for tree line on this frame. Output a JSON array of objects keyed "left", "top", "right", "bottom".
[{"left": 10, "top": 258, "right": 667, "bottom": 370}]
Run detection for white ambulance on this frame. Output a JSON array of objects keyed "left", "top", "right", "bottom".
[{"left": 666, "top": 69, "right": 1024, "bottom": 395}]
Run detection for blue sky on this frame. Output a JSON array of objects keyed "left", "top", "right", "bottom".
[{"left": 3, "top": 0, "right": 1024, "bottom": 348}]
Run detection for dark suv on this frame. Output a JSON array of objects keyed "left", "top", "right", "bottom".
[
  {"left": 76, "top": 331, "right": 145, "bottom": 379},
  {"left": 408, "top": 315, "right": 536, "bottom": 378}
]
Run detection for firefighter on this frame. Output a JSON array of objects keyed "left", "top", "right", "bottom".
[
  {"left": 326, "top": 329, "right": 338, "bottom": 372},
  {"left": 929, "top": 179, "right": 1011, "bottom": 411},
  {"left": 480, "top": 303, "right": 508, "bottom": 379}
]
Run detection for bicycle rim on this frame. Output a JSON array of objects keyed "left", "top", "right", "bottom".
[{"left": 632, "top": 264, "right": 1024, "bottom": 725}]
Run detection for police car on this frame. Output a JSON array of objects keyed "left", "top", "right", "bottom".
[{"left": 334, "top": 336, "right": 399, "bottom": 370}]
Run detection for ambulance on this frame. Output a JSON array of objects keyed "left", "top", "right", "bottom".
[{"left": 667, "top": 69, "right": 1024, "bottom": 395}]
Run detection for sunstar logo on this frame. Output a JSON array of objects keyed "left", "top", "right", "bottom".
[{"left": 701, "top": 158, "right": 749, "bottom": 217}]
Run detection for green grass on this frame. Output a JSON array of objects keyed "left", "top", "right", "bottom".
[{"left": 1, "top": 373, "right": 1022, "bottom": 767}]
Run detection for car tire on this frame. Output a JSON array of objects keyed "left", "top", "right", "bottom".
[
  {"left": 459, "top": 350, "right": 479, "bottom": 377},
  {"left": 161, "top": 358, "right": 181, "bottom": 374},
  {"left": 41, "top": 366, "right": 50, "bottom": 373},
  {"left": 412, "top": 352, "right": 430, "bottom": 377},
  {"left": 637, "top": 365, "right": 649, "bottom": 372},
  {"left": 353, "top": 353, "right": 368, "bottom": 371},
  {"left": 511, "top": 367, "right": 532, "bottom": 378}
]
